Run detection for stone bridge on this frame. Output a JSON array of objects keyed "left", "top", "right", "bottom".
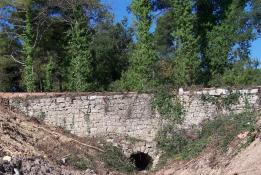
[{"left": 0, "top": 87, "right": 260, "bottom": 169}]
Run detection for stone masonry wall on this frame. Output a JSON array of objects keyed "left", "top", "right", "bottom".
[
  {"left": 179, "top": 87, "right": 261, "bottom": 129},
  {"left": 1, "top": 87, "right": 260, "bottom": 149},
  {"left": 6, "top": 93, "right": 160, "bottom": 142}
]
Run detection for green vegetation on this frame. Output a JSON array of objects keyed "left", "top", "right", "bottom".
[
  {"left": 36, "top": 111, "right": 46, "bottom": 122},
  {"left": 22, "top": 1, "right": 35, "bottom": 92},
  {"left": 67, "top": 154, "right": 93, "bottom": 170},
  {"left": 43, "top": 57, "right": 55, "bottom": 92},
  {"left": 153, "top": 89, "right": 184, "bottom": 124},
  {"left": 112, "top": 0, "right": 156, "bottom": 91},
  {"left": 223, "top": 92, "right": 241, "bottom": 109},
  {"left": 0, "top": 0, "right": 260, "bottom": 92},
  {"left": 66, "top": 6, "right": 94, "bottom": 92},
  {"left": 101, "top": 144, "right": 136, "bottom": 173},
  {"left": 1, "top": 1, "right": 260, "bottom": 172},
  {"left": 158, "top": 111, "right": 257, "bottom": 160},
  {"left": 170, "top": 0, "right": 200, "bottom": 86},
  {"left": 201, "top": 91, "right": 241, "bottom": 110}
]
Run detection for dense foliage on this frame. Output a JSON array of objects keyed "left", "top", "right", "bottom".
[
  {"left": 112, "top": 0, "right": 156, "bottom": 91},
  {"left": 0, "top": 0, "right": 260, "bottom": 92}
]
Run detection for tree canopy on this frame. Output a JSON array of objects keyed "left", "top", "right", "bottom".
[{"left": 0, "top": 0, "right": 260, "bottom": 92}]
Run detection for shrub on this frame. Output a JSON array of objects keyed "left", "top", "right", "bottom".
[
  {"left": 67, "top": 154, "right": 93, "bottom": 170},
  {"left": 158, "top": 111, "right": 257, "bottom": 160},
  {"left": 101, "top": 145, "right": 136, "bottom": 173},
  {"left": 153, "top": 89, "right": 184, "bottom": 124}
]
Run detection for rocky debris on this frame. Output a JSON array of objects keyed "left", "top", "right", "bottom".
[
  {"left": 0, "top": 156, "right": 95, "bottom": 175},
  {"left": 2, "top": 156, "right": 11, "bottom": 162},
  {"left": 0, "top": 107, "right": 112, "bottom": 175}
]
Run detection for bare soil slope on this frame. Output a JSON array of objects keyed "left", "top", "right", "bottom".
[
  {"left": 155, "top": 115, "right": 261, "bottom": 175},
  {"left": 0, "top": 106, "right": 120, "bottom": 175},
  {"left": 154, "top": 138, "right": 261, "bottom": 175}
]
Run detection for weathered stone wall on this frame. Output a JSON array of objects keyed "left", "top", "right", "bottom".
[
  {"left": 179, "top": 87, "right": 261, "bottom": 129},
  {"left": 0, "top": 87, "right": 260, "bottom": 165},
  {"left": 6, "top": 93, "right": 160, "bottom": 142},
  {"left": 1, "top": 87, "right": 260, "bottom": 140}
]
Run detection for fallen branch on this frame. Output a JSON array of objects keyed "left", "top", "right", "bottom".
[{"left": 37, "top": 126, "right": 105, "bottom": 153}]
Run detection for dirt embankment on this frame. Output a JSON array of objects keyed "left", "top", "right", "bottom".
[
  {"left": 154, "top": 113, "right": 261, "bottom": 175},
  {"left": 0, "top": 106, "right": 123, "bottom": 175},
  {"left": 154, "top": 137, "right": 261, "bottom": 175}
]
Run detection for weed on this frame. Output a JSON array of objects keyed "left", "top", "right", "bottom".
[
  {"left": 101, "top": 144, "right": 136, "bottom": 173},
  {"left": 201, "top": 92, "right": 241, "bottom": 110},
  {"left": 157, "top": 127, "right": 189, "bottom": 156},
  {"left": 158, "top": 111, "right": 257, "bottom": 160},
  {"left": 153, "top": 89, "right": 184, "bottom": 124},
  {"left": 223, "top": 92, "right": 241, "bottom": 109},
  {"left": 154, "top": 153, "right": 169, "bottom": 171},
  {"left": 201, "top": 94, "right": 219, "bottom": 106},
  {"left": 67, "top": 154, "right": 93, "bottom": 170},
  {"left": 36, "top": 111, "right": 46, "bottom": 122}
]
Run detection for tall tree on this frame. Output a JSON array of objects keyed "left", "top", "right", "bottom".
[
  {"left": 154, "top": 0, "right": 261, "bottom": 86},
  {"left": 0, "top": 0, "right": 48, "bottom": 92},
  {"left": 0, "top": 0, "right": 110, "bottom": 92},
  {"left": 0, "top": 37, "right": 21, "bottom": 91},
  {"left": 154, "top": 11, "right": 176, "bottom": 58},
  {"left": 43, "top": 56, "right": 55, "bottom": 91},
  {"left": 66, "top": 6, "right": 94, "bottom": 91},
  {"left": 22, "top": 1, "right": 35, "bottom": 92},
  {"left": 204, "top": 0, "right": 259, "bottom": 85},
  {"left": 170, "top": 0, "right": 200, "bottom": 86},
  {"left": 91, "top": 20, "right": 133, "bottom": 90},
  {"left": 114, "top": 0, "right": 156, "bottom": 91},
  {"left": 251, "top": 0, "right": 261, "bottom": 34}
]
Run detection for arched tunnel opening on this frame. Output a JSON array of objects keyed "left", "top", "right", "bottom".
[{"left": 130, "top": 152, "right": 152, "bottom": 171}]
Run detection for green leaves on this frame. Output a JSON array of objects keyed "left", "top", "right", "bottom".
[
  {"left": 1, "top": 0, "right": 260, "bottom": 92},
  {"left": 43, "top": 57, "right": 55, "bottom": 91},
  {"left": 66, "top": 7, "right": 94, "bottom": 92},
  {"left": 22, "top": 2, "right": 36, "bottom": 92},
  {"left": 114, "top": 0, "right": 157, "bottom": 91},
  {"left": 170, "top": 0, "right": 200, "bottom": 87}
]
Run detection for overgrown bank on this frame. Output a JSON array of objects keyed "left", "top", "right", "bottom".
[
  {"left": 158, "top": 111, "right": 257, "bottom": 160},
  {"left": 154, "top": 88, "right": 260, "bottom": 170}
]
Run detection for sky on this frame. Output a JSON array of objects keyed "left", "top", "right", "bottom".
[{"left": 101, "top": 0, "right": 261, "bottom": 62}]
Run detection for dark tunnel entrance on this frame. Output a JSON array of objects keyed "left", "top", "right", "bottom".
[{"left": 130, "top": 152, "right": 152, "bottom": 171}]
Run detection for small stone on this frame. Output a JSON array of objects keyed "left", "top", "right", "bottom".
[
  {"left": 14, "top": 168, "right": 20, "bottom": 175},
  {"left": 60, "top": 157, "right": 67, "bottom": 165},
  {"left": 250, "top": 89, "right": 259, "bottom": 94},
  {"left": 3, "top": 156, "right": 12, "bottom": 162},
  {"left": 237, "top": 131, "right": 249, "bottom": 139},
  {"left": 179, "top": 88, "right": 184, "bottom": 95}
]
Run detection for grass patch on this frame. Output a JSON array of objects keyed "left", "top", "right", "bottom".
[
  {"left": 101, "top": 144, "right": 136, "bottom": 174},
  {"left": 66, "top": 154, "right": 93, "bottom": 170},
  {"left": 158, "top": 111, "right": 257, "bottom": 160}
]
